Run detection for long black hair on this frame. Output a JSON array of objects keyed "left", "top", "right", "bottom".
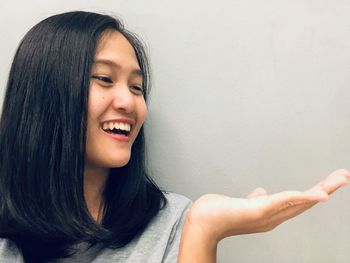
[{"left": 0, "top": 11, "right": 165, "bottom": 262}]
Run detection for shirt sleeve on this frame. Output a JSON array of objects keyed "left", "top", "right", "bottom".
[{"left": 162, "top": 199, "right": 192, "bottom": 263}]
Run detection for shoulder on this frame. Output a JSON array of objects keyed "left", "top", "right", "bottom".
[
  {"left": 0, "top": 194, "right": 193, "bottom": 263},
  {"left": 93, "top": 193, "right": 192, "bottom": 262},
  {"left": 144, "top": 192, "right": 192, "bottom": 235},
  {"left": 162, "top": 192, "right": 192, "bottom": 217}
]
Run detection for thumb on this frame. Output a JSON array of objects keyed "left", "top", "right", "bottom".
[{"left": 247, "top": 187, "right": 268, "bottom": 199}]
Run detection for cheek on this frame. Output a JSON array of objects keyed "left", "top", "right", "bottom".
[
  {"left": 132, "top": 101, "right": 147, "bottom": 139},
  {"left": 87, "top": 92, "right": 108, "bottom": 120},
  {"left": 138, "top": 100, "right": 148, "bottom": 124}
]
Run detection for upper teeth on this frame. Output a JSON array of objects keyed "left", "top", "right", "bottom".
[{"left": 102, "top": 122, "right": 131, "bottom": 132}]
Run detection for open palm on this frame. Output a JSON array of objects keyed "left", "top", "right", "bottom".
[{"left": 186, "top": 169, "right": 350, "bottom": 242}]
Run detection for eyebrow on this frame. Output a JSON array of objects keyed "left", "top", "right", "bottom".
[{"left": 93, "top": 59, "right": 143, "bottom": 77}]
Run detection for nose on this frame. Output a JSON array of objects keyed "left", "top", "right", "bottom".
[{"left": 111, "top": 85, "right": 135, "bottom": 113}]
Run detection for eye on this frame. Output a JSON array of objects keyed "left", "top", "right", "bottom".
[
  {"left": 130, "top": 85, "right": 144, "bottom": 95},
  {"left": 91, "top": 75, "right": 113, "bottom": 85}
]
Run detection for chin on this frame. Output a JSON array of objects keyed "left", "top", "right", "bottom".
[
  {"left": 85, "top": 148, "right": 132, "bottom": 169},
  {"left": 111, "top": 159, "right": 130, "bottom": 168},
  {"left": 108, "top": 153, "right": 131, "bottom": 168}
]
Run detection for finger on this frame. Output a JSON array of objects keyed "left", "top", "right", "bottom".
[
  {"left": 268, "top": 190, "right": 328, "bottom": 210},
  {"left": 247, "top": 187, "right": 268, "bottom": 199},
  {"left": 261, "top": 191, "right": 322, "bottom": 228},
  {"left": 267, "top": 201, "right": 316, "bottom": 231},
  {"left": 308, "top": 170, "right": 349, "bottom": 195},
  {"left": 252, "top": 192, "right": 319, "bottom": 233},
  {"left": 303, "top": 189, "right": 329, "bottom": 202},
  {"left": 264, "top": 170, "right": 350, "bottom": 232},
  {"left": 334, "top": 169, "right": 350, "bottom": 179}
]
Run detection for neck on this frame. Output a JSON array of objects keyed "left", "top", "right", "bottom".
[{"left": 84, "top": 164, "right": 109, "bottom": 223}]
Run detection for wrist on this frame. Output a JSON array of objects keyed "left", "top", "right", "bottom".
[
  {"left": 183, "top": 215, "right": 220, "bottom": 246},
  {"left": 178, "top": 217, "right": 218, "bottom": 263}
]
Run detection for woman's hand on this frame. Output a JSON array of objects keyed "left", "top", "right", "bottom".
[{"left": 178, "top": 169, "right": 350, "bottom": 263}]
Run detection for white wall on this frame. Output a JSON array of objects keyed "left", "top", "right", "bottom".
[{"left": 1, "top": 1, "right": 350, "bottom": 262}]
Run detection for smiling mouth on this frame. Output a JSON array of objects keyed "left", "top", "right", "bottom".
[{"left": 102, "top": 121, "right": 132, "bottom": 137}]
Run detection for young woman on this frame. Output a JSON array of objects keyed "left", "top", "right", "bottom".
[{"left": 0, "top": 11, "right": 348, "bottom": 263}]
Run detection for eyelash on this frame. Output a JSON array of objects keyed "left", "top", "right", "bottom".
[
  {"left": 91, "top": 75, "right": 144, "bottom": 95},
  {"left": 91, "top": 76, "right": 113, "bottom": 84},
  {"left": 130, "top": 85, "right": 144, "bottom": 95}
]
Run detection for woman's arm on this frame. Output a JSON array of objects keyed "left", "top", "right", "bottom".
[{"left": 178, "top": 169, "right": 350, "bottom": 263}]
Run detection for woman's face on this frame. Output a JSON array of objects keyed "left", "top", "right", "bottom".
[{"left": 85, "top": 30, "right": 147, "bottom": 170}]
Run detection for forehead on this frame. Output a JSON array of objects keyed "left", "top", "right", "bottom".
[{"left": 94, "top": 30, "right": 140, "bottom": 69}]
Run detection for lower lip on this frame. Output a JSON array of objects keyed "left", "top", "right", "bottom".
[{"left": 102, "top": 130, "right": 130, "bottom": 142}]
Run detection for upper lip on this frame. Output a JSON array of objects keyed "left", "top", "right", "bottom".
[{"left": 101, "top": 118, "right": 136, "bottom": 129}]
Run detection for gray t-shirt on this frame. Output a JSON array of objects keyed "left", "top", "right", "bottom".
[{"left": 0, "top": 192, "right": 192, "bottom": 263}]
